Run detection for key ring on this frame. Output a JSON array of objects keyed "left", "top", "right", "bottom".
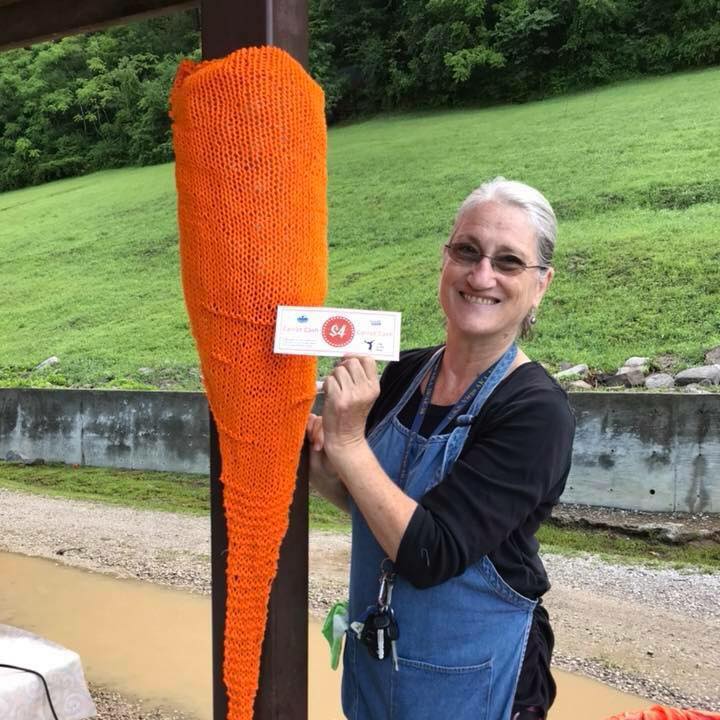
[
  {"left": 378, "top": 558, "right": 396, "bottom": 608},
  {"left": 377, "top": 575, "right": 388, "bottom": 607}
]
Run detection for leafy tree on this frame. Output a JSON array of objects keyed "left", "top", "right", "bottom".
[{"left": 0, "top": 11, "right": 199, "bottom": 192}]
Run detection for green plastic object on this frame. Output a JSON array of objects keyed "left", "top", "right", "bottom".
[{"left": 321, "top": 600, "right": 349, "bottom": 670}]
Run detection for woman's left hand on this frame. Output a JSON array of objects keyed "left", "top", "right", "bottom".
[{"left": 322, "top": 355, "right": 380, "bottom": 458}]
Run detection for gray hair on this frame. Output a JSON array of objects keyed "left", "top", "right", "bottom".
[
  {"left": 451, "top": 177, "right": 558, "bottom": 339},
  {"left": 453, "top": 176, "right": 557, "bottom": 270}
]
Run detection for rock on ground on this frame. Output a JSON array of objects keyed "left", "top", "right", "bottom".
[
  {"left": 675, "top": 365, "right": 720, "bottom": 386},
  {"left": 90, "top": 685, "right": 194, "bottom": 720},
  {"left": 705, "top": 347, "right": 720, "bottom": 365},
  {"left": 645, "top": 373, "right": 675, "bottom": 389},
  {"left": 623, "top": 357, "right": 650, "bottom": 368},
  {"left": 554, "top": 364, "right": 589, "bottom": 380}
]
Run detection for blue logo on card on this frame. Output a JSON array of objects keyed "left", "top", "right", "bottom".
[
  {"left": 297, "top": 315, "right": 309, "bottom": 323},
  {"left": 370, "top": 320, "right": 381, "bottom": 326}
]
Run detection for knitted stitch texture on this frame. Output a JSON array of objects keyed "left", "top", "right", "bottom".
[
  {"left": 606, "top": 707, "right": 720, "bottom": 720},
  {"left": 170, "top": 46, "right": 327, "bottom": 719}
]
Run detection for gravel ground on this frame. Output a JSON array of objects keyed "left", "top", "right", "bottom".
[
  {"left": 0, "top": 488, "right": 211, "bottom": 594},
  {"left": 2, "top": 488, "right": 719, "bottom": 716},
  {"left": 544, "top": 553, "right": 720, "bottom": 622},
  {"left": 544, "top": 567, "right": 720, "bottom": 710},
  {"left": 89, "top": 685, "right": 194, "bottom": 720}
]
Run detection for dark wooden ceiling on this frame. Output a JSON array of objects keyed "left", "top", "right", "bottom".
[
  {"left": 0, "top": 0, "right": 198, "bottom": 50},
  {"left": 0, "top": 0, "right": 307, "bottom": 67}
]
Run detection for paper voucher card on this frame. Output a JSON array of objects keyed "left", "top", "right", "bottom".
[{"left": 274, "top": 306, "right": 402, "bottom": 361}]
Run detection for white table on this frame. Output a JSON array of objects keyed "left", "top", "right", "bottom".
[{"left": 0, "top": 624, "right": 96, "bottom": 720}]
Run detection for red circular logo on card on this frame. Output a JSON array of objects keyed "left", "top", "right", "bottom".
[{"left": 322, "top": 316, "right": 355, "bottom": 347}]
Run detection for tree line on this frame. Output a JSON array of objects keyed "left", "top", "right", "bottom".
[
  {"left": 0, "top": 13, "right": 199, "bottom": 192},
  {"left": 311, "top": 0, "right": 720, "bottom": 118},
  {"left": 1, "top": 1, "right": 718, "bottom": 192}
]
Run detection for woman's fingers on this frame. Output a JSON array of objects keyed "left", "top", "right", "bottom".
[
  {"left": 306, "top": 414, "right": 315, "bottom": 440},
  {"left": 306, "top": 413, "right": 325, "bottom": 451},
  {"left": 357, "top": 355, "right": 378, "bottom": 384},
  {"left": 331, "top": 364, "right": 352, "bottom": 391},
  {"left": 313, "top": 421, "right": 324, "bottom": 452},
  {"left": 340, "top": 357, "right": 364, "bottom": 384},
  {"left": 323, "top": 373, "right": 340, "bottom": 397},
  {"left": 321, "top": 355, "right": 379, "bottom": 456},
  {"left": 306, "top": 413, "right": 319, "bottom": 436},
  {"left": 336, "top": 355, "right": 378, "bottom": 386}
]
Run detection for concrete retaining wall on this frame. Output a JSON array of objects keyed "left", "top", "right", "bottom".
[
  {"left": 0, "top": 389, "right": 209, "bottom": 475},
  {"left": 0, "top": 389, "right": 717, "bottom": 512},
  {"left": 565, "top": 393, "right": 718, "bottom": 513}
]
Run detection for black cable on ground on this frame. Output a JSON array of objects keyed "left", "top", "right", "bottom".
[{"left": 0, "top": 662, "right": 60, "bottom": 720}]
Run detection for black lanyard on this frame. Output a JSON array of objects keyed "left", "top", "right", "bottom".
[{"left": 397, "top": 347, "right": 508, "bottom": 484}]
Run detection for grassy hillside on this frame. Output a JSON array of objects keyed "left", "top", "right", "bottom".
[{"left": 1, "top": 68, "right": 719, "bottom": 389}]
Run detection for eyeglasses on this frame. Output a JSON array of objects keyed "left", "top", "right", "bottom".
[{"left": 444, "top": 242, "right": 549, "bottom": 275}]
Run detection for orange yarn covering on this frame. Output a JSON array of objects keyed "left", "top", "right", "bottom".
[
  {"left": 170, "top": 47, "right": 327, "bottom": 718},
  {"left": 606, "top": 707, "right": 720, "bottom": 720}
]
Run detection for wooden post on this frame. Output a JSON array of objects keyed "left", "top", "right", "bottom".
[
  {"left": 201, "top": 2, "right": 310, "bottom": 719},
  {"left": 0, "top": 2, "right": 310, "bottom": 717}
]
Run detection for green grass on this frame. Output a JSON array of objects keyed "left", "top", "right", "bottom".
[
  {"left": 1, "top": 463, "right": 717, "bottom": 571},
  {"left": 0, "top": 462, "right": 210, "bottom": 514},
  {"left": 309, "top": 490, "right": 351, "bottom": 530},
  {"left": 2, "top": 68, "right": 720, "bottom": 387},
  {"left": 0, "top": 461, "right": 349, "bottom": 528},
  {"left": 538, "top": 524, "right": 720, "bottom": 573},
  {"left": 0, "top": 164, "right": 198, "bottom": 389}
]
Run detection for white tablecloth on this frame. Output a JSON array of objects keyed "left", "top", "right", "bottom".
[{"left": 0, "top": 624, "right": 96, "bottom": 720}]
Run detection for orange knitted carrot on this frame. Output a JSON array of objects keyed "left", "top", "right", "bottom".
[
  {"left": 170, "top": 47, "right": 327, "bottom": 719},
  {"left": 605, "top": 706, "right": 720, "bottom": 719}
]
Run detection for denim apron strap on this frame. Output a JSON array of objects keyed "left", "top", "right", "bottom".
[
  {"left": 366, "top": 347, "right": 444, "bottom": 446},
  {"left": 397, "top": 343, "right": 517, "bottom": 486},
  {"left": 439, "top": 343, "right": 517, "bottom": 483}
]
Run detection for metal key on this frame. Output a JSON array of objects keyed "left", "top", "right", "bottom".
[
  {"left": 386, "top": 610, "right": 400, "bottom": 671},
  {"left": 373, "top": 613, "right": 390, "bottom": 660}
]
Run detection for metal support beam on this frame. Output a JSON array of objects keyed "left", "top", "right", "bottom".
[
  {"left": 202, "top": 2, "right": 310, "bottom": 719},
  {"left": 201, "top": 0, "right": 307, "bottom": 67},
  {"left": 0, "top": 0, "right": 197, "bottom": 51}
]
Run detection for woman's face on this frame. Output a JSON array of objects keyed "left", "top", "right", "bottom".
[{"left": 439, "top": 200, "right": 554, "bottom": 346}]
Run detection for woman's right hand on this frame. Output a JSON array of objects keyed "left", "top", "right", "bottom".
[
  {"left": 306, "top": 413, "right": 350, "bottom": 513},
  {"left": 306, "top": 412, "right": 325, "bottom": 453}
]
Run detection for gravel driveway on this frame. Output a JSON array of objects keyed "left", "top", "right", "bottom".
[{"left": 1, "top": 488, "right": 718, "bottom": 717}]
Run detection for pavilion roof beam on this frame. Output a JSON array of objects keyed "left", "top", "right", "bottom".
[{"left": 0, "top": 0, "right": 198, "bottom": 50}]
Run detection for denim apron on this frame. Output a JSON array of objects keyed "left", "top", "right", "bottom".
[{"left": 342, "top": 345, "right": 537, "bottom": 720}]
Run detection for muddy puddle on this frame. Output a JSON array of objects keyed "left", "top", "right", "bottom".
[
  {"left": 1, "top": 551, "right": 213, "bottom": 718},
  {"left": 2, "top": 551, "right": 651, "bottom": 719}
]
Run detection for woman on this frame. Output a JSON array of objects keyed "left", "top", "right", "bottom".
[{"left": 308, "top": 177, "right": 575, "bottom": 720}]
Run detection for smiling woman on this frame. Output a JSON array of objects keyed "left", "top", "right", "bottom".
[
  {"left": 308, "top": 178, "right": 576, "bottom": 720},
  {"left": 441, "top": 178, "right": 557, "bottom": 346}
]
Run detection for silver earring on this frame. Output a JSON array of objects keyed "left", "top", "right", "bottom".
[{"left": 529, "top": 310, "right": 537, "bottom": 325}]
